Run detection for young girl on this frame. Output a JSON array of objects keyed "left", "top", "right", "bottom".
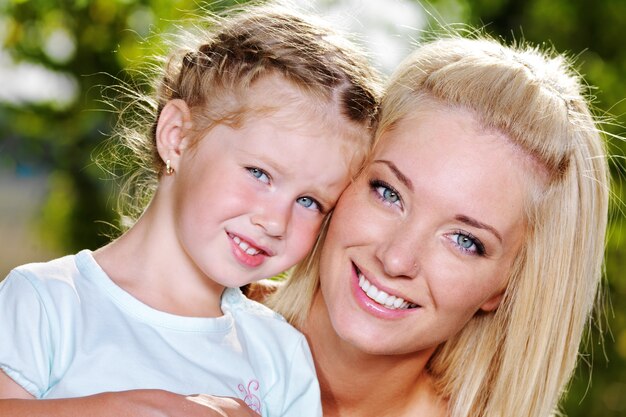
[{"left": 0, "top": 4, "right": 381, "bottom": 417}]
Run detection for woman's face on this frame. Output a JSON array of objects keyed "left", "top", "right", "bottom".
[{"left": 318, "top": 106, "right": 531, "bottom": 355}]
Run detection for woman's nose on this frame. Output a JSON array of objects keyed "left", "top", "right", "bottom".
[{"left": 376, "top": 229, "right": 420, "bottom": 279}]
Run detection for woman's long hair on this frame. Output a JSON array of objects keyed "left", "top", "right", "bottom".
[{"left": 271, "top": 35, "right": 609, "bottom": 417}]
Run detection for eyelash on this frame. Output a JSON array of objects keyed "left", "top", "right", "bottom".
[
  {"left": 246, "top": 167, "right": 270, "bottom": 184},
  {"left": 297, "top": 196, "right": 325, "bottom": 213},
  {"left": 449, "top": 230, "right": 486, "bottom": 256},
  {"left": 369, "top": 179, "right": 403, "bottom": 208},
  {"left": 369, "top": 177, "right": 486, "bottom": 257}
]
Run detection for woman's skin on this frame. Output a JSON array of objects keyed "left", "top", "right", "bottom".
[{"left": 301, "top": 105, "right": 533, "bottom": 416}]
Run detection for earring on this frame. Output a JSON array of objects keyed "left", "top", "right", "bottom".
[{"left": 165, "top": 159, "right": 174, "bottom": 175}]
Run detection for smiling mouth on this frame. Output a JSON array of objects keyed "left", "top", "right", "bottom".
[
  {"left": 355, "top": 265, "right": 419, "bottom": 310},
  {"left": 229, "top": 233, "right": 266, "bottom": 256}
]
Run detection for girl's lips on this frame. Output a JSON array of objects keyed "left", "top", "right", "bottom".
[
  {"left": 228, "top": 232, "right": 274, "bottom": 256},
  {"left": 227, "top": 232, "right": 270, "bottom": 268},
  {"left": 350, "top": 262, "right": 420, "bottom": 319}
]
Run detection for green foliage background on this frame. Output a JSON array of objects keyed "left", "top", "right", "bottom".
[{"left": 1, "top": 0, "right": 624, "bottom": 415}]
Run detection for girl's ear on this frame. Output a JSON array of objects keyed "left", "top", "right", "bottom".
[{"left": 155, "top": 99, "right": 192, "bottom": 172}]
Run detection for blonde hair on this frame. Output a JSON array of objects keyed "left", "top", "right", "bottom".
[
  {"left": 109, "top": 2, "right": 381, "bottom": 225},
  {"left": 271, "top": 35, "right": 609, "bottom": 417}
]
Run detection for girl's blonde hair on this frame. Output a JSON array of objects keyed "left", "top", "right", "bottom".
[
  {"left": 271, "top": 35, "right": 609, "bottom": 417},
  {"left": 110, "top": 2, "right": 381, "bottom": 225}
]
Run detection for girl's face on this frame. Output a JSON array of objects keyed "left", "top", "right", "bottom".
[
  {"left": 168, "top": 76, "right": 363, "bottom": 289},
  {"left": 318, "top": 106, "right": 531, "bottom": 355}
]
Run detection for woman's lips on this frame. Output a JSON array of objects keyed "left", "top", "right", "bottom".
[
  {"left": 350, "top": 262, "right": 421, "bottom": 318},
  {"left": 357, "top": 272, "right": 418, "bottom": 310}
]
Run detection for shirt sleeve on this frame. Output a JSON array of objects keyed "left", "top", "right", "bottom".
[
  {"left": 0, "top": 270, "right": 54, "bottom": 397},
  {"left": 271, "top": 334, "right": 322, "bottom": 417}
]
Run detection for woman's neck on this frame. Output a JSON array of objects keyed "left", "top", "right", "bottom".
[{"left": 302, "top": 292, "right": 447, "bottom": 417}]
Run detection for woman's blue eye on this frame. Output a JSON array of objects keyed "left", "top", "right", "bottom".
[
  {"left": 296, "top": 196, "right": 321, "bottom": 212},
  {"left": 381, "top": 187, "right": 400, "bottom": 203},
  {"left": 247, "top": 167, "right": 270, "bottom": 184},
  {"left": 456, "top": 234, "right": 475, "bottom": 249},
  {"left": 451, "top": 232, "right": 485, "bottom": 255},
  {"left": 370, "top": 180, "right": 401, "bottom": 206}
]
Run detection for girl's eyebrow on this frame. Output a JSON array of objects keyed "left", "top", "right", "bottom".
[{"left": 372, "top": 159, "right": 414, "bottom": 190}]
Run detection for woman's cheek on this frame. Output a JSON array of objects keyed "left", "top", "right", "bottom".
[{"left": 337, "top": 188, "right": 375, "bottom": 227}]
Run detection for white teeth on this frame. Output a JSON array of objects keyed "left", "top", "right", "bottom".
[
  {"left": 374, "top": 290, "right": 388, "bottom": 304},
  {"left": 357, "top": 271, "right": 416, "bottom": 310},
  {"left": 384, "top": 295, "right": 396, "bottom": 308},
  {"left": 231, "top": 234, "right": 261, "bottom": 256},
  {"left": 366, "top": 286, "right": 378, "bottom": 299}
]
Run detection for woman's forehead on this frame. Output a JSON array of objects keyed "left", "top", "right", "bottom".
[{"left": 367, "top": 107, "right": 533, "bottom": 234}]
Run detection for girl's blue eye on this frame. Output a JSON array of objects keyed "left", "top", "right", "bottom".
[
  {"left": 451, "top": 232, "right": 485, "bottom": 256},
  {"left": 247, "top": 167, "right": 270, "bottom": 184},
  {"left": 296, "top": 196, "right": 322, "bottom": 212}
]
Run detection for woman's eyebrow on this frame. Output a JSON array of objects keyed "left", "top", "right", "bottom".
[
  {"left": 372, "top": 159, "right": 414, "bottom": 190},
  {"left": 455, "top": 214, "right": 503, "bottom": 243}
]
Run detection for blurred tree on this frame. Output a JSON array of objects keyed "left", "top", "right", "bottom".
[
  {"left": 0, "top": 0, "right": 243, "bottom": 253},
  {"left": 1, "top": 0, "right": 624, "bottom": 415},
  {"left": 423, "top": 0, "right": 626, "bottom": 415}
]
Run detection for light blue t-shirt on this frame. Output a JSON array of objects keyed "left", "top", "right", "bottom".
[{"left": 0, "top": 250, "right": 321, "bottom": 417}]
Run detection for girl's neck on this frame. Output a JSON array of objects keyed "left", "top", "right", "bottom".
[
  {"left": 302, "top": 292, "right": 447, "bottom": 417},
  {"left": 94, "top": 198, "right": 225, "bottom": 318}
]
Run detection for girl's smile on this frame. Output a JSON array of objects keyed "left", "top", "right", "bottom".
[
  {"left": 164, "top": 75, "right": 364, "bottom": 290},
  {"left": 227, "top": 231, "right": 272, "bottom": 268}
]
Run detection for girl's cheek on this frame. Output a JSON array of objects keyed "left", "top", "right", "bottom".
[{"left": 292, "top": 215, "right": 323, "bottom": 251}]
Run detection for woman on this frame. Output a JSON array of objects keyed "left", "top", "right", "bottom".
[{"left": 269, "top": 35, "right": 609, "bottom": 416}]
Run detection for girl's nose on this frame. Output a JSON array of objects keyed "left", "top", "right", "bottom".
[{"left": 250, "top": 198, "right": 291, "bottom": 239}]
